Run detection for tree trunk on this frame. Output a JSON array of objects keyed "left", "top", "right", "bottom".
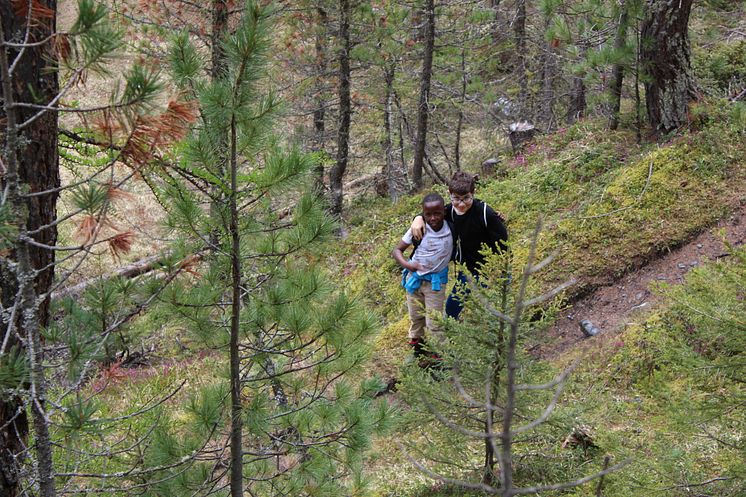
[
  {"left": 567, "top": 43, "right": 587, "bottom": 125},
  {"left": 329, "top": 0, "right": 351, "bottom": 217},
  {"left": 454, "top": 47, "right": 466, "bottom": 172},
  {"left": 489, "top": 0, "right": 504, "bottom": 44},
  {"left": 0, "top": 2, "right": 59, "bottom": 495},
  {"left": 539, "top": 14, "right": 557, "bottom": 130},
  {"left": 411, "top": 0, "right": 435, "bottom": 192},
  {"left": 209, "top": 0, "right": 230, "bottom": 250},
  {"left": 640, "top": 0, "right": 696, "bottom": 135},
  {"left": 508, "top": 122, "right": 537, "bottom": 153},
  {"left": 609, "top": 0, "right": 629, "bottom": 130},
  {"left": 313, "top": 4, "right": 328, "bottom": 192},
  {"left": 383, "top": 62, "right": 407, "bottom": 200},
  {"left": 514, "top": 0, "right": 528, "bottom": 119},
  {"left": 211, "top": 0, "right": 229, "bottom": 79},
  {"left": 228, "top": 117, "right": 244, "bottom": 497}
]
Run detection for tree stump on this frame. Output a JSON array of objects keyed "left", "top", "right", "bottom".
[
  {"left": 481, "top": 158, "right": 501, "bottom": 177},
  {"left": 374, "top": 173, "right": 388, "bottom": 197},
  {"left": 508, "top": 121, "right": 537, "bottom": 153}
]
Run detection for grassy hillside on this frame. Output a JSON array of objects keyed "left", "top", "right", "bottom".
[
  {"left": 335, "top": 103, "right": 745, "bottom": 496},
  {"left": 59, "top": 101, "right": 745, "bottom": 496}
]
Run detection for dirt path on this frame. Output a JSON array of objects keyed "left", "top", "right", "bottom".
[{"left": 535, "top": 201, "right": 746, "bottom": 359}]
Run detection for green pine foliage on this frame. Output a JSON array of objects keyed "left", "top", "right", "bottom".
[
  {"left": 63, "top": 0, "right": 124, "bottom": 74},
  {"left": 127, "top": 2, "right": 395, "bottom": 495},
  {"left": 0, "top": 345, "right": 29, "bottom": 393}
]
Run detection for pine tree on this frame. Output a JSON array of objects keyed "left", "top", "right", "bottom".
[{"left": 144, "top": 3, "right": 393, "bottom": 495}]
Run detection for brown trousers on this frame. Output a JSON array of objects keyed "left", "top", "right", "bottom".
[{"left": 406, "top": 279, "right": 446, "bottom": 341}]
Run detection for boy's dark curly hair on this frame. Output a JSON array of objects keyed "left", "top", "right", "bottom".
[
  {"left": 448, "top": 171, "right": 478, "bottom": 195},
  {"left": 422, "top": 192, "right": 445, "bottom": 205}
]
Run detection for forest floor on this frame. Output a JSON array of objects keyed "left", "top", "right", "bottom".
[{"left": 534, "top": 198, "right": 746, "bottom": 359}]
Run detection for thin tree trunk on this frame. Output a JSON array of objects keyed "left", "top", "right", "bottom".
[
  {"left": 28, "top": 286, "right": 55, "bottom": 497},
  {"left": 539, "top": 14, "right": 557, "bottom": 130},
  {"left": 499, "top": 301, "right": 518, "bottom": 496},
  {"left": 567, "top": 43, "right": 587, "bottom": 124},
  {"left": 514, "top": 0, "right": 528, "bottom": 119},
  {"left": 0, "top": 3, "right": 59, "bottom": 495},
  {"left": 489, "top": 0, "right": 504, "bottom": 43},
  {"left": 383, "top": 63, "right": 395, "bottom": 198},
  {"left": 211, "top": 0, "right": 229, "bottom": 79},
  {"left": 454, "top": 47, "right": 466, "bottom": 172},
  {"left": 228, "top": 117, "right": 244, "bottom": 497},
  {"left": 635, "top": 19, "right": 642, "bottom": 144},
  {"left": 396, "top": 91, "right": 407, "bottom": 179},
  {"left": 640, "top": 0, "right": 696, "bottom": 134},
  {"left": 483, "top": 269, "right": 508, "bottom": 485},
  {"left": 313, "top": 4, "right": 328, "bottom": 191},
  {"left": 329, "top": 0, "right": 351, "bottom": 217},
  {"left": 411, "top": 0, "right": 435, "bottom": 191},
  {"left": 209, "top": 0, "right": 230, "bottom": 250},
  {"left": 609, "top": 0, "right": 629, "bottom": 130},
  {"left": 383, "top": 62, "right": 406, "bottom": 200}
]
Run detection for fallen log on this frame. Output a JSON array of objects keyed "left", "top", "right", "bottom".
[{"left": 52, "top": 254, "right": 164, "bottom": 301}]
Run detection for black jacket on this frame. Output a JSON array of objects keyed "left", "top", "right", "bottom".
[{"left": 446, "top": 199, "right": 508, "bottom": 273}]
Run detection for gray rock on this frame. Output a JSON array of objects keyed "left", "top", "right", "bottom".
[
  {"left": 580, "top": 319, "right": 600, "bottom": 337},
  {"left": 677, "top": 263, "right": 687, "bottom": 269}
]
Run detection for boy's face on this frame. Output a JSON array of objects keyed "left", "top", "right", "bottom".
[
  {"left": 422, "top": 200, "right": 445, "bottom": 231},
  {"left": 448, "top": 189, "right": 474, "bottom": 209}
]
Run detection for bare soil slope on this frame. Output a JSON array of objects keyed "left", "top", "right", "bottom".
[{"left": 536, "top": 200, "right": 746, "bottom": 359}]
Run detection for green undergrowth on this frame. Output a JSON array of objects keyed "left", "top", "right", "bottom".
[{"left": 337, "top": 104, "right": 744, "bottom": 494}]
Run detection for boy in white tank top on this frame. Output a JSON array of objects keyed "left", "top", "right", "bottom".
[{"left": 391, "top": 193, "right": 453, "bottom": 362}]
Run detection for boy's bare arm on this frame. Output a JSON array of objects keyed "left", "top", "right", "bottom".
[{"left": 392, "top": 240, "right": 424, "bottom": 272}]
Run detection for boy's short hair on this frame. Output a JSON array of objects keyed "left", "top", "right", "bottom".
[
  {"left": 422, "top": 192, "right": 445, "bottom": 206},
  {"left": 448, "top": 171, "right": 478, "bottom": 195}
]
